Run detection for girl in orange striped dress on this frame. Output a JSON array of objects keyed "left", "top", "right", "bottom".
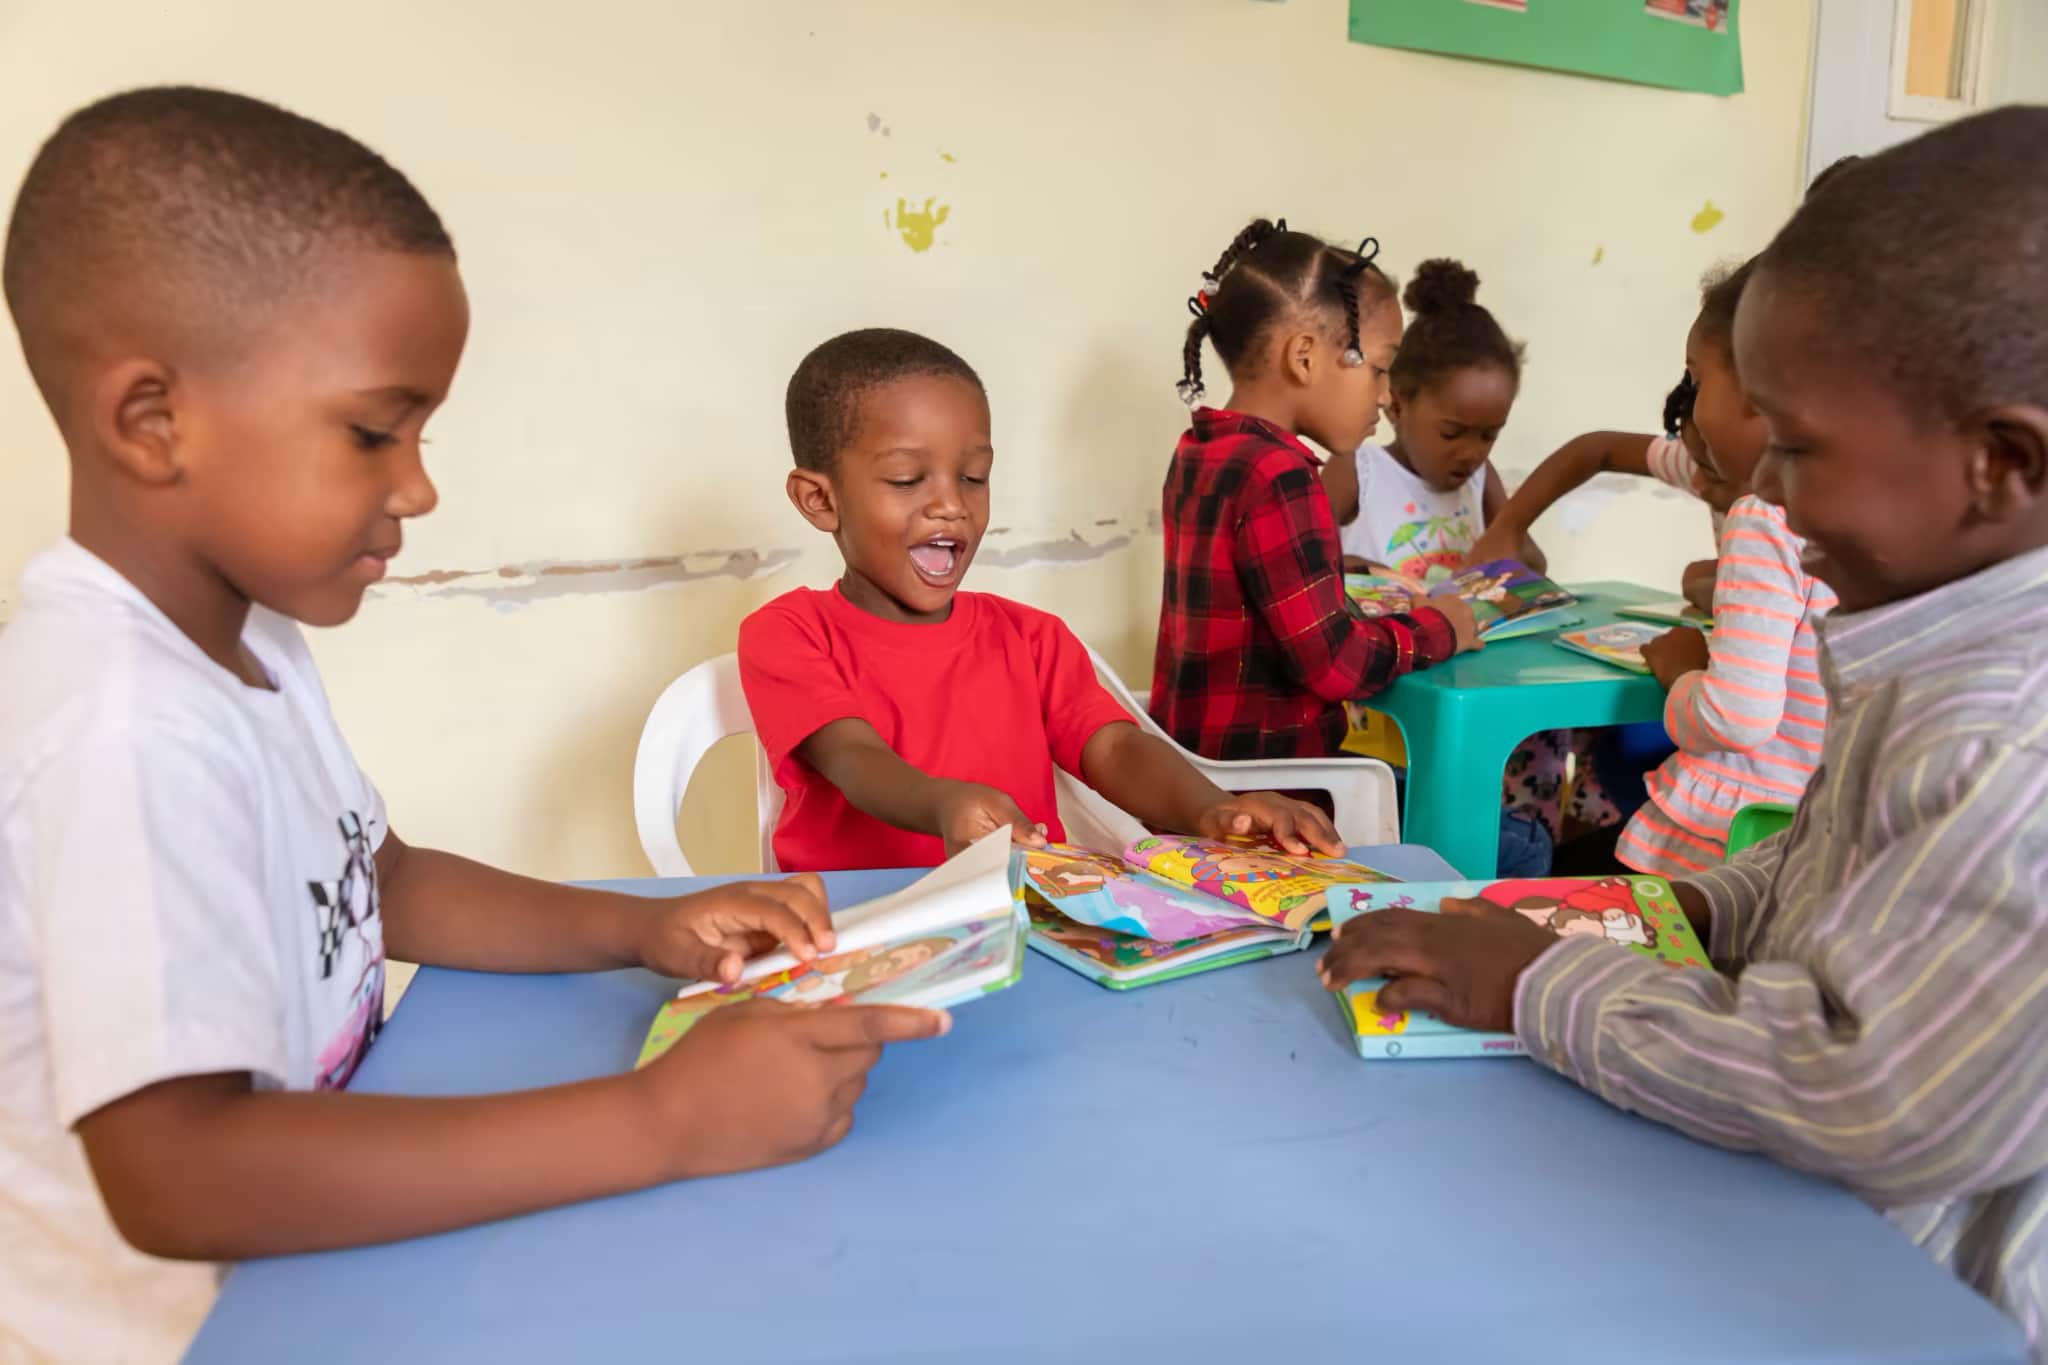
[
  {"left": 1475, "top": 260, "right": 1837, "bottom": 873},
  {"left": 1618, "top": 260, "right": 1838, "bottom": 873}
]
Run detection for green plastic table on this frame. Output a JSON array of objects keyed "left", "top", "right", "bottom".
[{"left": 1374, "top": 581, "right": 1673, "bottom": 878}]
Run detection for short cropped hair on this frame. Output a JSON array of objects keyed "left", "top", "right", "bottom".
[
  {"left": 1755, "top": 105, "right": 2048, "bottom": 422},
  {"left": 4, "top": 85, "right": 452, "bottom": 406},
  {"left": 784, "top": 328, "right": 983, "bottom": 471}
]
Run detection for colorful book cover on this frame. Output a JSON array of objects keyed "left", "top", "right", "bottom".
[
  {"left": 1616, "top": 599, "right": 1712, "bottom": 628},
  {"left": 635, "top": 828, "right": 1020, "bottom": 1067},
  {"left": 1023, "top": 901, "right": 1297, "bottom": 990},
  {"left": 1554, "top": 621, "right": 1666, "bottom": 673},
  {"left": 1014, "top": 838, "right": 1400, "bottom": 987},
  {"left": 1326, "top": 875, "right": 1710, "bottom": 1060},
  {"left": 1345, "top": 560, "right": 1578, "bottom": 641},
  {"left": 1122, "top": 834, "right": 1399, "bottom": 933}
]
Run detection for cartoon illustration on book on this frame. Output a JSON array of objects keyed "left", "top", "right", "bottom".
[
  {"left": 1325, "top": 876, "right": 1709, "bottom": 1060},
  {"left": 1497, "top": 877, "right": 1659, "bottom": 950},
  {"left": 635, "top": 832, "right": 1025, "bottom": 1067},
  {"left": 1554, "top": 621, "right": 1666, "bottom": 673},
  {"left": 1346, "top": 559, "right": 1577, "bottom": 641},
  {"left": 1014, "top": 837, "right": 1400, "bottom": 989}
]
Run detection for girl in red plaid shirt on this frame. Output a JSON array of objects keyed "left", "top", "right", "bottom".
[{"left": 1148, "top": 219, "right": 1481, "bottom": 764}]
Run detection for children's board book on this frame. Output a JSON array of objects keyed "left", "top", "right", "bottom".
[
  {"left": 1616, "top": 599, "right": 1711, "bottom": 628},
  {"left": 635, "top": 828, "right": 1022, "bottom": 1068},
  {"left": 1553, "top": 621, "right": 1667, "bottom": 673},
  {"left": 1326, "top": 876, "right": 1710, "bottom": 1060},
  {"left": 1015, "top": 836, "right": 1399, "bottom": 989},
  {"left": 1344, "top": 559, "right": 1578, "bottom": 641}
]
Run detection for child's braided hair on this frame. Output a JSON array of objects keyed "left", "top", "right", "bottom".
[
  {"left": 1177, "top": 218, "right": 1396, "bottom": 404},
  {"left": 1662, "top": 372, "right": 1698, "bottom": 439}
]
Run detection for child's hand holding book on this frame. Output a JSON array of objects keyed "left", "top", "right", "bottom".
[
  {"left": 933, "top": 780, "right": 1049, "bottom": 855},
  {"left": 1318, "top": 894, "right": 1560, "bottom": 1032},
  {"left": 1193, "top": 790, "right": 1344, "bottom": 857},
  {"left": 1640, "top": 624, "right": 1710, "bottom": 690},
  {"left": 636, "top": 873, "right": 839, "bottom": 985},
  {"left": 1435, "top": 594, "right": 1485, "bottom": 655}
]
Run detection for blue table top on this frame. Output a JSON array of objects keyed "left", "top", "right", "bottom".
[{"left": 188, "top": 846, "right": 2023, "bottom": 1365}]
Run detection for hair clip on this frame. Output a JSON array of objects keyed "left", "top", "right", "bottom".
[
  {"left": 1341, "top": 347, "right": 1365, "bottom": 368},
  {"left": 1175, "top": 377, "right": 1206, "bottom": 405}
]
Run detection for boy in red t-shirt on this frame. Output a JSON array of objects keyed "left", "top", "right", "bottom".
[{"left": 739, "top": 328, "right": 1344, "bottom": 872}]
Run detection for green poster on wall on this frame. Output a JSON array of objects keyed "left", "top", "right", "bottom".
[{"left": 1349, "top": 1, "right": 1744, "bottom": 97}]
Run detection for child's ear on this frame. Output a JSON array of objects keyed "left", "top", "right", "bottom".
[
  {"left": 91, "top": 358, "right": 182, "bottom": 486},
  {"left": 1973, "top": 404, "right": 2048, "bottom": 523},
  {"left": 1384, "top": 390, "right": 1407, "bottom": 428},
  {"left": 786, "top": 467, "right": 842, "bottom": 533},
  {"left": 1281, "top": 328, "right": 1318, "bottom": 389}
]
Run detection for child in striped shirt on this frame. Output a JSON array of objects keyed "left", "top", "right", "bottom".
[
  {"left": 1474, "top": 263, "right": 1837, "bottom": 874},
  {"left": 1326, "top": 107, "right": 2048, "bottom": 1354}
]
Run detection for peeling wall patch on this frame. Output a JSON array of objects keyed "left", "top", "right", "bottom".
[{"left": 381, "top": 549, "right": 801, "bottom": 610}]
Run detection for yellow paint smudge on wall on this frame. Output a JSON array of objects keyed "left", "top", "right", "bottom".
[
  {"left": 887, "top": 196, "right": 950, "bottom": 252},
  {"left": 1591, "top": 245, "right": 1605, "bottom": 265},
  {"left": 940, "top": 151, "right": 956, "bottom": 163},
  {"left": 1691, "top": 200, "right": 1724, "bottom": 233}
]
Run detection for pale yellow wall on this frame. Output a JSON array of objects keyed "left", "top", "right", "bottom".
[{"left": 0, "top": 0, "right": 1815, "bottom": 880}]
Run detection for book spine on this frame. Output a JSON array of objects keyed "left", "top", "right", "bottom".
[{"left": 1353, "top": 1034, "right": 1528, "bottom": 1060}]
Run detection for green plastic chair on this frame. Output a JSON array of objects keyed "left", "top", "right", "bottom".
[{"left": 1725, "top": 802, "right": 1795, "bottom": 858}]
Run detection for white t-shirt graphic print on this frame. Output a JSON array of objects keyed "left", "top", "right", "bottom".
[{"left": 0, "top": 539, "right": 387, "bottom": 1364}]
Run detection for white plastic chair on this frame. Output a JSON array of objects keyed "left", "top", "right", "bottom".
[
  {"left": 632, "top": 652, "right": 783, "bottom": 877},
  {"left": 1056, "top": 646, "right": 1399, "bottom": 854}
]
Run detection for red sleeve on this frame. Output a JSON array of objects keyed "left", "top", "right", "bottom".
[
  {"left": 1012, "top": 606, "right": 1140, "bottom": 777},
  {"left": 1233, "top": 456, "right": 1459, "bottom": 701},
  {"left": 736, "top": 599, "right": 865, "bottom": 780}
]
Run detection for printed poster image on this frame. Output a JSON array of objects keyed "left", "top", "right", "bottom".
[
  {"left": 1350, "top": 0, "right": 1744, "bottom": 96},
  {"left": 1646, "top": 0, "right": 1729, "bottom": 31}
]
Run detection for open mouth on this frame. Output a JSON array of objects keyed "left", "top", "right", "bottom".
[{"left": 908, "top": 538, "right": 963, "bottom": 585}]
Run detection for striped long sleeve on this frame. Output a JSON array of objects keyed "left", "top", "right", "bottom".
[
  {"left": 1666, "top": 501, "right": 1817, "bottom": 753},
  {"left": 1518, "top": 546, "right": 2048, "bottom": 1352},
  {"left": 1620, "top": 497, "right": 1834, "bottom": 876}
]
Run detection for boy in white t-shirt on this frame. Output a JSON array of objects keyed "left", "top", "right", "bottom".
[{"left": 0, "top": 87, "right": 947, "bottom": 1364}]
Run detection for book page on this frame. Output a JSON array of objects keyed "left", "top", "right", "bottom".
[
  {"left": 1433, "top": 560, "right": 1575, "bottom": 635},
  {"left": 638, "top": 912, "right": 1023, "bottom": 1066},
  {"left": 672, "top": 826, "right": 1013, "bottom": 1000},
  {"left": 1122, "top": 834, "right": 1398, "bottom": 933},
  {"left": 1023, "top": 901, "right": 1290, "bottom": 978},
  {"left": 1013, "top": 843, "right": 1271, "bottom": 940}
]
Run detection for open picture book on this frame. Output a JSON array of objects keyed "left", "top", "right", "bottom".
[
  {"left": 1016, "top": 835, "right": 1399, "bottom": 989},
  {"left": 1553, "top": 621, "right": 1667, "bottom": 673},
  {"left": 634, "top": 828, "right": 1023, "bottom": 1067},
  {"left": 1326, "top": 876, "right": 1710, "bottom": 1060},
  {"left": 1344, "top": 559, "right": 1578, "bottom": 641},
  {"left": 1616, "top": 598, "right": 1711, "bottom": 628}
]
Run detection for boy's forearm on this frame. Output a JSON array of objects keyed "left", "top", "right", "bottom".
[
  {"left": 797, "top": 720, "right": 949, "bottom": 837},
  {"left": 79, "top": 1071, "right": 674, "bottom": 1261},
  {"left": 379, "top": 837, "right": 648, "bottom": 973},
  {"left": 1080, "top": 724, "right": 1225, "bottom": 834}
]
